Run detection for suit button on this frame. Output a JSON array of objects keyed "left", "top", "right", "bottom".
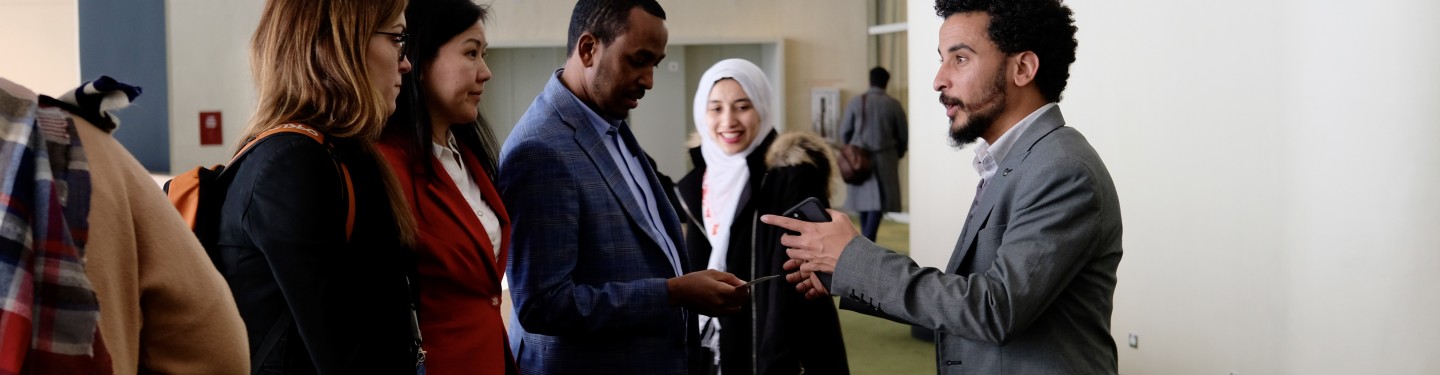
[{"left": 491, "top": 296, "right": 501, "bottom": 307}]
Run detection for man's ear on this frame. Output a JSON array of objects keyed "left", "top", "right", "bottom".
[
  {"left": 1011, "top": 51, "right": 1040, "bottom": 88},
  {"left": 576, "top": 33, "right": 599, "bottom": 68}
]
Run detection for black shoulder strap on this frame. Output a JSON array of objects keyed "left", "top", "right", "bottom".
[
  {"left": 252, "top": 310, "right": 293, "bottom": 372},
  {"left": 849, "top": 93, "right": 868, "bottom": 146}
]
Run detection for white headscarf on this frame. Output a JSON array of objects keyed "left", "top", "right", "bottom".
[
  {"left": 693, "top": 59, "right": 777, "bottom": 367},
  {"left": 693, "top": 58, "right": 778, "bottom": 274}
]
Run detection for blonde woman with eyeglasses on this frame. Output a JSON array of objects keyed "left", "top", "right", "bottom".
[{"left": 211, "top": 0, "right": 423, "bottom": 372}]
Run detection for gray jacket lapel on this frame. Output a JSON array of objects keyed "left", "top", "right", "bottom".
[{"left": 944, "top": 107, "right": 1068, "bottom": 273}]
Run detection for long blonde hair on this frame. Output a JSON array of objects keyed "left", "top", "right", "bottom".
[{"left": 246, "top": 0, "right": 416, "bottom": 244}]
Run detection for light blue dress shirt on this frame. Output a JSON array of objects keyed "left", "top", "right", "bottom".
[{"left": 566, "top": 92, "right": 685, "bottom": 277}]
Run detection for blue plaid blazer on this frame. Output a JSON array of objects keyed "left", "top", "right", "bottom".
[{"left": 498, "top": 72, "right": 693, "bottom": 375}]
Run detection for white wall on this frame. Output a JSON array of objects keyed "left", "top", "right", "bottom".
[
  {"left": 9, "top": 0, "right": 271, "bottom": 174},
  {"left": 906, "top": 0, "right": 1440, "bottom": 373},
  {"left": 626, "top": 45, "right": 689, "bottom": 178},
  {"left": 903, "top": 0, "right": 959, "bottom": 272},
  {"left": 1275, "top": 1, "right": 1440, "bottom": 373},
  {"left": 165, "top": 0, "right": 263, "bottom": 173},
  {"left": 478, "top": 47, "right": 568, "bottom": 148},
  {"left": 1, "top": 0, "right": 79, "bottom": 96},
  {"left": 1065, "top": 1, "right": 1288, "bottom": 372}
]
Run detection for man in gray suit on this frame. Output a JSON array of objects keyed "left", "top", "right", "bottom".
[
  {"left": 763, "top": 0, "right": 1121, "bottom": 373},
  {"left": 841, "top": 67, "right": 908, "bottom": 243}
]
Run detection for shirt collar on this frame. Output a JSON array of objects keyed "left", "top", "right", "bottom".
[
  {"left": 432, "top": 129, "right": 466, "bottom": 170},
  {"left": 553, "top": 70, "right": 627, "bottom": 138},
  {"left": 973, "top": 102, "right": 1057, "bottom": 179},
  {"left": 432, "top": 129, "right": 459, "bottom": 154}
]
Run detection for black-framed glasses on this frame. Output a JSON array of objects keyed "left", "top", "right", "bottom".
[{"left": 376, "top": 31, "right": 410, "bottom": 61}]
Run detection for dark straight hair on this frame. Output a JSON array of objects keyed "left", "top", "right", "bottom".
[{"left": 385, "top": 0, "right": 500, "bottom": 180}]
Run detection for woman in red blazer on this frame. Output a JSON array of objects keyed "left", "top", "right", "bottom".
[{"left": 377, "top": 1, "right": 515, "bottom": 373}]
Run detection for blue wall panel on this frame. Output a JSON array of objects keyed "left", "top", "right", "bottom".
[{"left": 78, "top": 0, "right": 169, "bottom": 172}]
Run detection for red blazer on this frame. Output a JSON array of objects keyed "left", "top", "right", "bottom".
[{"left": 377, "top": 137, "right": 516, "bottom": 375}]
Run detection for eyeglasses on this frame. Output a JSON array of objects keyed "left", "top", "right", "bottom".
[{"left": 375, "top": 31, "right": 410, "bottom": 61}]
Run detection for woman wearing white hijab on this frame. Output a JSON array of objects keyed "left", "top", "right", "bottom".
[{"left": 675, "top": 59, "right": 849, "bottom": 375}]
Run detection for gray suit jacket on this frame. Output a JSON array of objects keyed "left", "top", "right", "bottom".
[{"left": 832, "top": 106, "right": 1122, "bottom": 374}]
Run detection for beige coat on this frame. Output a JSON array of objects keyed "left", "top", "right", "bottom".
[{"left": 76, "top": 114, "right": 250, "bottom": 374}]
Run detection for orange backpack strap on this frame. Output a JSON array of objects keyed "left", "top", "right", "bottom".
[
  {"left": 340, "top": 162, "right": 354, "bottom": 240},
  {"left": 166, "top": 170, "right": 204, "bottom": 228},
  {"left": 239, "top": 123, "right": 356, "bottom": 240},
  {"left": 233, "top": 123, "right": 326, "bottom": 162}
]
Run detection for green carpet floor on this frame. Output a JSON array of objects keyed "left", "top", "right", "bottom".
[{"left": 836, "top": 217, "right": 935, "bottom": 374}]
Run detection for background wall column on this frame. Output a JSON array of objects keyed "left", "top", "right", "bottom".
[{"left": 78, "top": 0, "right": 170, "bottom": 172}]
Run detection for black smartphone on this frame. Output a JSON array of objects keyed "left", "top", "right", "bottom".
[
  {"left": 781, "top": 197, "right": 831, "bottom": 223},
  {"left": 779, "top": 197, "right": 834, "bottom": 288}
]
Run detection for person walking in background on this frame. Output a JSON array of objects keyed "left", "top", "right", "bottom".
[
  {"left": 213, "top": 0, "right": 422, "bottom": 372},
  {"left": 675, "top": 59, "right": 849, "bottom": 375},
  {"left": 1, "top": 76, "right": 249, "bottom": 374},
  {"left": 376, "top": 0, "right": 517, "bottom": 373},
  {"left": 770, "top": 0, "right": 1123, "bottom": 373},
  {"left": 840, "top": 67, "right": 909, "bottom": 242},
  {"left": 497, "top": 1, "right": 748, "bottom": 373}
]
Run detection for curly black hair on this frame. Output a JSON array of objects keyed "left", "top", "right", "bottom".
[
  {"left": 935, "top": 0, "right": 1078, "bottom": 102},
  {"left": 567, "top": 0, "right": 667, "bottom": 57}
]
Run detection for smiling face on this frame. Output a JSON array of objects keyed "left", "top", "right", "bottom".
[
  {"left": 422, "top": 20, "right": 491, "bottom": 127},
  {"left": 368, "top": 15, "right": 413, "bottom": 115},
  {"left": 705, "top": 78, "right": 761, "bottom": 155},
  {"left": 585, "top": 7, "right": 668, "bottom": 120},
  {"left": 933, "top": 12, "right": 1010, "bottom": 149}
]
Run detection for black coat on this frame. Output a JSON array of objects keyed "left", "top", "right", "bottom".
[
  {"left": 676, "top": 130, "right": 850, "bottom": 375},
  {"left": 215, "top": 134, "right": 415, "bottom": 374}
]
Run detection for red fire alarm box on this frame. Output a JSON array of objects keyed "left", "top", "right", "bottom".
[{"left": 200, "top": 111, "right": 223, "bottom": 145}]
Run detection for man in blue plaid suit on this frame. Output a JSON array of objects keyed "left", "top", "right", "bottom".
[{"left": 497, "top": 1, "right": 748, "bottom": 374}]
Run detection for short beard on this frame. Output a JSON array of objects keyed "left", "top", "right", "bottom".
[
  {"left": 947, "top": 65, "right": 1009, "bottom": 149},
  {"left": 589, "top": 65, "right": 628, "bottom": 121}
]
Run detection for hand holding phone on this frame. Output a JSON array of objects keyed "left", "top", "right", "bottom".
[
  {"left": 779, "top": 197, "right": 835, "bottom": 288},
  {"left": 781, "top": 197, "right": 831, "bottom": 224}
]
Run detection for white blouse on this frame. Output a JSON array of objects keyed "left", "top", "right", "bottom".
[{"left": 432, "top": 132, "right": 502, "bottom": 261}]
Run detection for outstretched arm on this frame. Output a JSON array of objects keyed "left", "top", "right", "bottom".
[{"left": 773, "top": 162, "right": 1110, "bottom": 345}]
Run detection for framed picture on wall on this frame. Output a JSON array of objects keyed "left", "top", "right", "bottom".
[{"left": 811, "top": 88, "right": 841, "bottom": 144}]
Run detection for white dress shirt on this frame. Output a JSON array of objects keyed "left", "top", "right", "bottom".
[
  {"left": 433, "top": 131, "right": 502, "bottom": 261},
  {"left": 973, "top": 103, "right": 1058, "bottom": 181}
]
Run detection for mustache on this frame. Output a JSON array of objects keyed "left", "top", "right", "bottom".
[
  {"left": 939, "top": 93, "right": 962, "bottom": 108},
  {"left": 626, "top": 86, "right": 648, "bottom": 101}
]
